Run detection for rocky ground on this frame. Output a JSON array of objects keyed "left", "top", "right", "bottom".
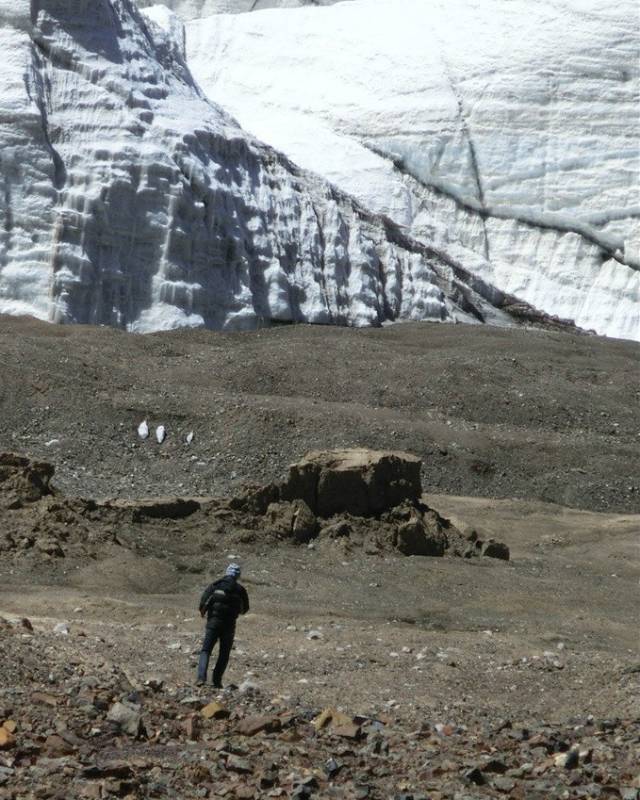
[
  {"left": 0, "top": 316, "right": 638, "bottom": 513},
  {"left": 0, "top": 316, "right": 639, "bottom": 798},
  {"left": 0, "top": 610, "right": 638, "bottom": 800}
]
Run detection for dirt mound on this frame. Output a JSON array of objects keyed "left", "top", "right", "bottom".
[
  {"left": 229, "top": 450, "right": 509, "bottom": 561},
  {"left": 0, "top": 449, "right": 509, "bottom": 574},
  {"left": 0, "top": 454, "right": 119, "bottom": 563}
]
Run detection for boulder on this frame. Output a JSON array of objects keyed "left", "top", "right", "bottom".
[
  {"left": 395, "top": 516, "right": 447, "bottom": 557},
  {"left": 106, "top": 701, "right": 145, "bottom": 737},
  {"left": 281, "top": 449, "right": 422, "bottom": 517},
  {"left": 482, "top": 539, "right": 510, "bottom": 561},
  {"left": 266, "top": 500, "right": 318, "bottom": 543},
  {"left": 0, "top": 453, "right": 55, "bottom": 509}
]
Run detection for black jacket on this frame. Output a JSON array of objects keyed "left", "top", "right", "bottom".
[{"left": 199, "top": 576, "right": 249, "bottom": 625}]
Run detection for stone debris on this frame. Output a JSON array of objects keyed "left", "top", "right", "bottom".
[
  {"left": 0, "top": 621, "right": 637, "bottom": 800},
  {"left": 0, "top": 452, "right": 55, "bottom": 510}
]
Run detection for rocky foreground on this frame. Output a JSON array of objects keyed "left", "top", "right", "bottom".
[{"left": 1, "top": 613, "right": 639, "bottom": 800}]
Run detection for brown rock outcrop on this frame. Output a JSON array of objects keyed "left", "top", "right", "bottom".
[{"left": 280, "top": 449, "right": 422, "bottom": 517}]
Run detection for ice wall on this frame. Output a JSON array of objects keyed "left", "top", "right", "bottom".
[
  {"left": 0, "top": 0, "right": 506, "bottom": 332},
  {"left": 186, "top": 0, "right": 640, "bottom": 340},
  {"left": 135, "top": 0, "right": 346, "bottom": 22}
]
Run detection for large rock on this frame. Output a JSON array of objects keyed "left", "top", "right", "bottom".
[
  {"left": 266, "top": 499, "right": 318, "bottom": 543},
  {"left": 0, "top": 453, "right": 54, "bottom": 510},
  {"left": 281, "top": 449, "right": 422, "bottom": 518},
  {"left": 395, "top": 516, "right": 447, "bottom": 557}
]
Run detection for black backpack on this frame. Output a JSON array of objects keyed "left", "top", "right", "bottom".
[{"left": 204, "top": 577, "right": 238, "bottom": 620}]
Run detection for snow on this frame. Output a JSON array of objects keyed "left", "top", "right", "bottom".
[
  {"left": 135, "top": 0, "right": 348, "bottom": 22},
  {"left": 185, "top": 0, "right": 640, "bottom": 340},
  {"left": 0, "top": 0, "right": 512, "bottom": 333}
]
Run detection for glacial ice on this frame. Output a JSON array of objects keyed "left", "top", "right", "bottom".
[
  {"left": 0, "top": 0, "right": 516, "bottom": 333},
  {"left": 136, "top": 0, "right": 347, "bottom": 22},
  {"left": 185, "top": 0, "right": 640, "bottom": 340}
]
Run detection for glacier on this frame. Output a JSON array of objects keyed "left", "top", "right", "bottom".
[
  {"left": 136, "top": 0, "right": 347, "bottom": 22},
  {"left": 184, "top": 0, "right": 640, "bottom": 341},
  {"left": 0, "top": 0, "right": 523, "bottom": 332}
]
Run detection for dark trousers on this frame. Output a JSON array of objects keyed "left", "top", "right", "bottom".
[{"left": 197, "top": 618, "right": 235, "bottom": 686}]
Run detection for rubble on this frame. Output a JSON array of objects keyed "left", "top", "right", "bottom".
[
  {"left": 0, "top": 566, "right": 636, "bottom": 800},
  {"left": 227, "top": 450, "right": 510, "bottom": 561},
  {"left": 0, "top": 624, "right": 636, "bottom": 800},
  {"left": 4, "top": 448, "right": 634, "bottom": 797}
]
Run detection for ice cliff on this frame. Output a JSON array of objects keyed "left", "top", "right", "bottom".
[
  {"left": 136, "top": 0, "right": 346, "bottom": 22},
  {"left": 185, "top": 0, "right": 640, "bottom": 341},
  {"left": 0, "top": 0, "right": 513, "bottom": 331}
]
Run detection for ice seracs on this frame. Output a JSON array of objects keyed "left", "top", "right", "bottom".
[
  {"left": 185, "top": 0, "right": 640, "bottom": 341},
  {"left": 0, "top": 0, "right": 526, "bottom": 334}
]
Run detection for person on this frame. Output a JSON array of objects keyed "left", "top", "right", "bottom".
[{"left": 196, "top": 563, "right": 249, "bottom": 687}]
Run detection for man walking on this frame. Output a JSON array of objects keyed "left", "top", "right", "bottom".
[{"left": 196, "top": 563, "right": 249, "bottom": 687}]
